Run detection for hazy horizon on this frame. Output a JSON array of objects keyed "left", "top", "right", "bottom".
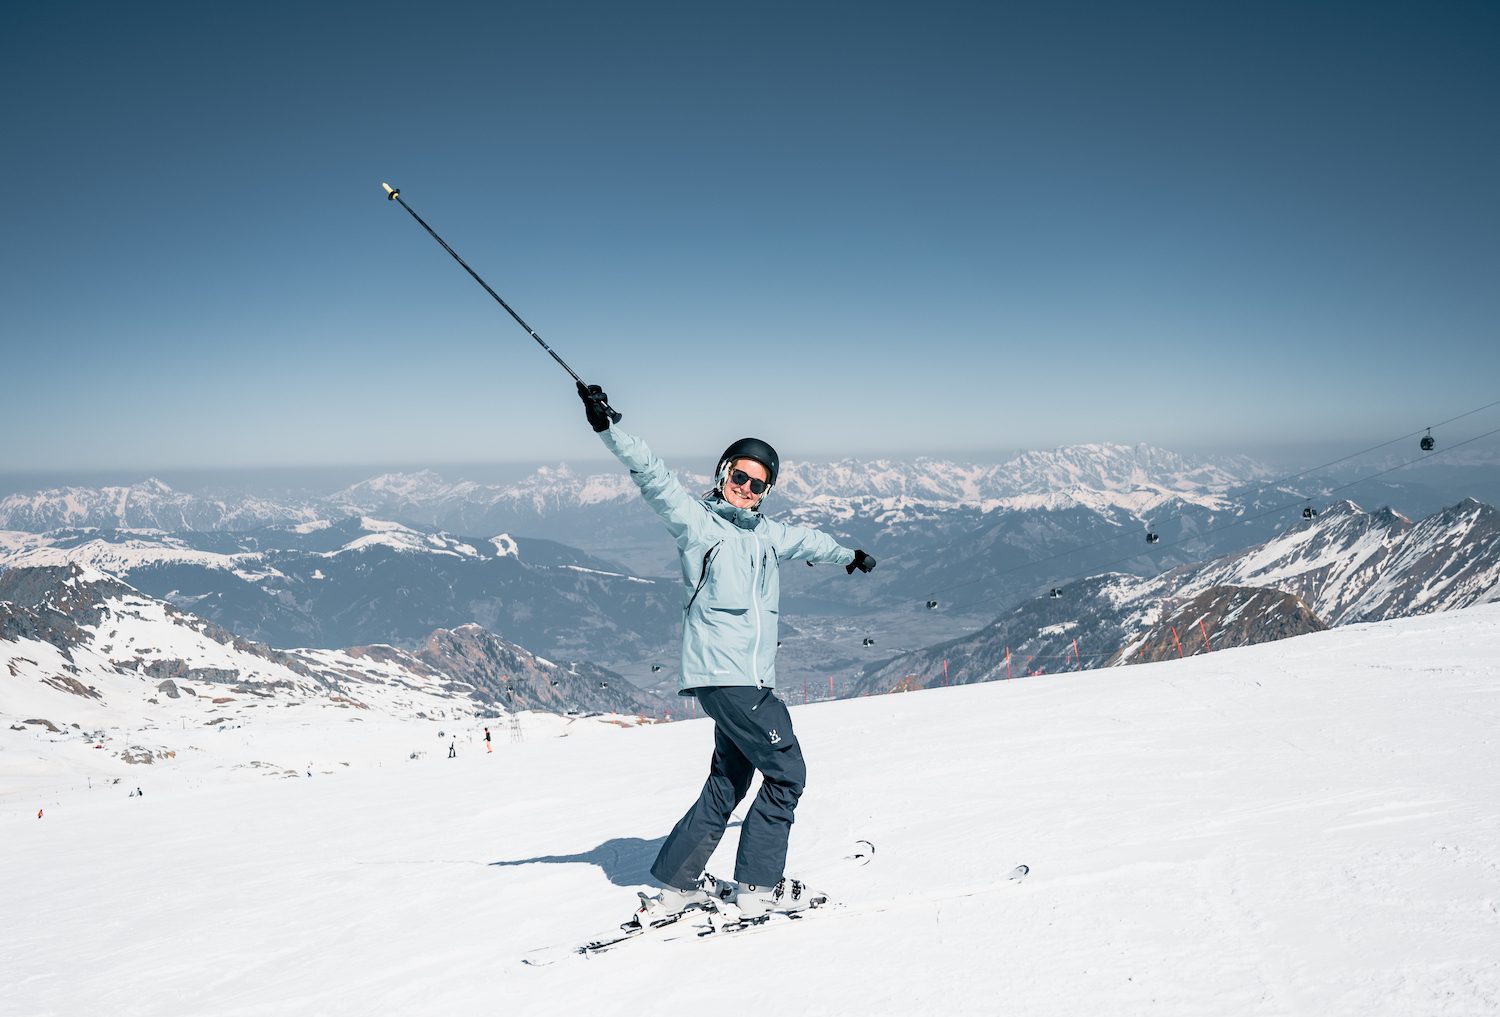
[{"left": 3, "top": 434, "right": 1497, "bottom": 503}]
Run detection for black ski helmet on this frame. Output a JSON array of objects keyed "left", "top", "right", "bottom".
[{"left": 717, "top": 437, "right": 780, "bottom": 489}]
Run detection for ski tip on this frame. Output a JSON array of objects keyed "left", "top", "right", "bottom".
[
  {"left": 846, "top": 838, "right": 877, "bottom": 865},
  {"left": 1008, "top": 863, "right": 1030, "bottom": 882}
]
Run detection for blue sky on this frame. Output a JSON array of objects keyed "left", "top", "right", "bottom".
[{"left": 3, "top": 0, "right": 1497, "bottom": 473}]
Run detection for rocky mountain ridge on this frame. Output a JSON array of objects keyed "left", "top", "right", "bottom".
[{"left": 850, "top": 497, "right": 1500, "bottom": 694}]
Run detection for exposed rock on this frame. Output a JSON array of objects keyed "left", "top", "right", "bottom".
[{"left": 40, "top": 675, "right": 102, "bottom": 699}]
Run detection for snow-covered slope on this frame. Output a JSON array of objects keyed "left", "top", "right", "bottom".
[
  {"left": 3, "top": 606, "right": 1496, "bottom": 1016},
  {"left": 1155, "top": 497, "right": 1500, "bottom": 625}
]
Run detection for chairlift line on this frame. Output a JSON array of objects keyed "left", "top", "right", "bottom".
[
  {"left": 1036, "top": 422, "right": 1500, "bottom": 604},
  {"left": 913, "top": 413, "right": 1500, "bottom": 612}
]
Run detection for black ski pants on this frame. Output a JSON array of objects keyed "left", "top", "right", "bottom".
[{"left": 651, "top": 686, "right": 806, "bottom": 889}]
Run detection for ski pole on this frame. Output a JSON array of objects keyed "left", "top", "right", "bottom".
[{"left": 381, "top": 182, "right": 621, "bottom": 425}]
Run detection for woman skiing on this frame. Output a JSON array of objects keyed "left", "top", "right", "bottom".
[{"left": 577, "top": 382, "right": 876, "bottom": 923}]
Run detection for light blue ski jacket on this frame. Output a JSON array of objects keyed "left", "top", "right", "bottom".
[{"left": 599, "top": 424, "right": 855, "bottom": 694}]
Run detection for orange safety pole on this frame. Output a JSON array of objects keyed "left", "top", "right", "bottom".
[
  {"left": 1073, "top": 638, "right": 1081, "bottom": 671},
  {"left": 1171, "top": 627, "right": 1185, "bottom": 658},
  {"left": 943, "top": 659, "right": 949, "bottom": 686},
  {"left": 1198, "top": 619, "right": 1212, "bottom": 652},
  {"left": 1005, "top": 647, "right": 1012, "bottom": 680}
]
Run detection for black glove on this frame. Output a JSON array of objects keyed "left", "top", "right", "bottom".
[
  {"left": 846, "top": 549, "right": 876, "bottom": 575},
  {"left": 576, "top": 381, "right": 615, "bottom": 433}
]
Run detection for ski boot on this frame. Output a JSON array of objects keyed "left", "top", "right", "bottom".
[
  {"left": 724, "top": 877, "right": 827, "bottom": 923},
  {"left": 629, "top": 872, "right": 735, "bottom": 930}
]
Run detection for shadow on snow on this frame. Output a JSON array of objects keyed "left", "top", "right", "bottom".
[{"left": 490, "top": 825, "right": 741, "bottom": 887}]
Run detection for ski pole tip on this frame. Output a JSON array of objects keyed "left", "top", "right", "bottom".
[{"left": 382, "top": 182, "right": 399, "bottom": 200}]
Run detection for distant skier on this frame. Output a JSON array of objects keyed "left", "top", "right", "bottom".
[
  {"left": 484, "top": 727, "right": 492, "bottom": 753},
  {"left": 577, "top": 382, "right": 876, "bottom": 922},
  {"left": 449, "top": 739, "right": 457, "bottom": 758}
]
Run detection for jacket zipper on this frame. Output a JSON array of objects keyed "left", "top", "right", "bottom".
[
  {"left": 750, "top": 534, "right": 763, "bottom": 685},
  {"left": 684, "top": 542, "right": 721, "bottom": 616}
]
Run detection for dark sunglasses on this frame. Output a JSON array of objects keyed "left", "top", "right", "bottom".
[{"left": 728, "top": 468, "right": 770, "bottom": 495}]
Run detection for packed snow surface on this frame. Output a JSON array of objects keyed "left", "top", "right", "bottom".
[{"left": 4, "top": 607, "right": 1499, "bottom": 1016}]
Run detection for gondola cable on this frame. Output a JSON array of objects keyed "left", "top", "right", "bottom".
[
  {"left": 914, "top": 415, "right": 1500, "bottom": 608},
  {"left": 1025, "top": 421, "right": 1500, "bottom": 601}
]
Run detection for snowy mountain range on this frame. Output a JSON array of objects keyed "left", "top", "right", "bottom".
[
  {"left": 5, "top": 447, "right": 1497, "bottom": 712},
  {"left": 0, "top": 444, "right": 1333, "bottom": 621},
  {"left": 0, "top": 445, "right": 1292, "bottom": 680},
  {"left": 0, "top": 442, "right": 1266, "bottom": 534},
  {"left": 0, "top": 563, "right": 662, "bottom": 739},
  {"left": 0, "top": 517, "right": 679, "bottom": 663},
  {"left": 851, "top": 497, "right": 1500, "bottom": 694}
]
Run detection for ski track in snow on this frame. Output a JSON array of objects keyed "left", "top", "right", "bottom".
[{"left": 3, "top": 607, "right": 1499, "bottom": 1016}]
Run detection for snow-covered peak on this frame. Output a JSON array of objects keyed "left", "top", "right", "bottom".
[
  {"left": 328, "top": 473, "right": 488, "bottom": 519},
  {"left": 324, "top": 519, "right": 481, "bottom": 560},
  {"left": 358, "top": 517, "right": 413, "bottom": 534},
  {"left": 774, "top": 443, "right": 1250, "bottom": 512},
  {"left": 0, "top": 442, "right": 1270, "bottom": 537},
  {"left": 1161, "top": 497, "right": 1498, "bottom": 625},
  {"left": 0, "top": 532, "right": 280, "bottom": 584},
  {"left": 0, "top": 479, "right": 319, "bottom": 532},
  {"left": 992, "top": 442, "right": 1249, "bottom": 498}
]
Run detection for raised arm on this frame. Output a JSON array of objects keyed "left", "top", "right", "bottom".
[{"left": 580, "top": 382, "right": 705, "bottom": 549}]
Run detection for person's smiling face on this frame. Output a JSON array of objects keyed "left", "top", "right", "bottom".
[{"left": 723, "top": 458, "right": 770, "bottom": 510}]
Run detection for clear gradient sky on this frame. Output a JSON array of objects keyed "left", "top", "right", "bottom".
[{"left": 3, "top": 1, "right": 1497, "bottom": 473}]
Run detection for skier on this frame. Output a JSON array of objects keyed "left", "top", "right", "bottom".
[
  {"left": 577, "top": 382, "right": 876, "bottom": 924},
  {"left": 484, "top": 727, "right": 492, "bottom": 753},
  {"left": 449, "top": 739, "right": 457, "bottom": 759}
]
